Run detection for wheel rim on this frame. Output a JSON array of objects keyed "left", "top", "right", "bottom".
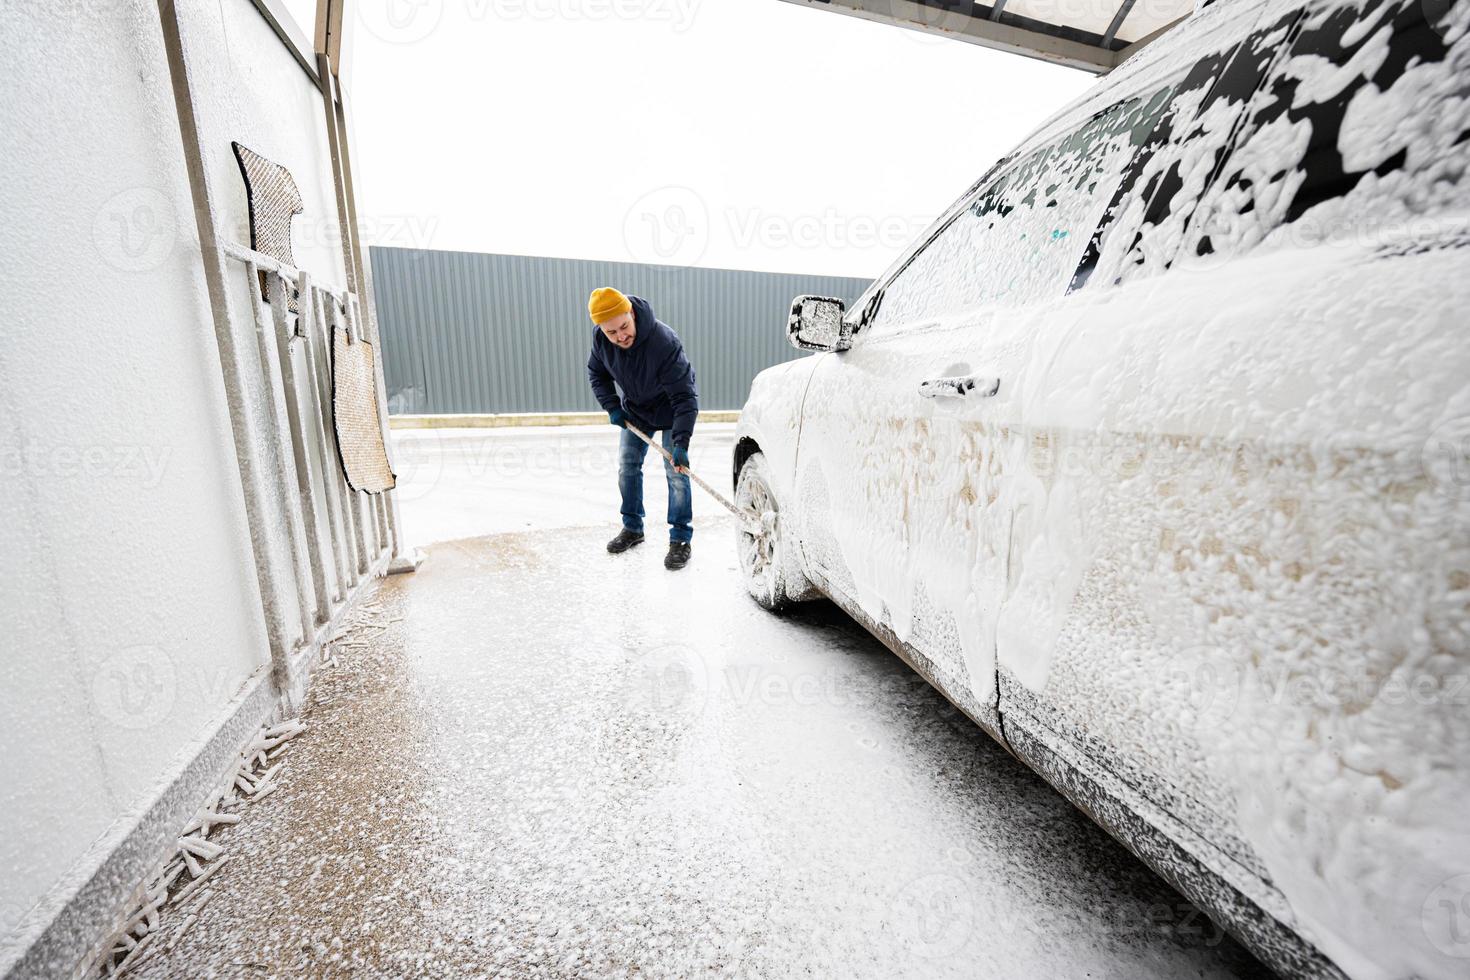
[{"left": 738, "top": 476, "right": 777, "bottom": 586}]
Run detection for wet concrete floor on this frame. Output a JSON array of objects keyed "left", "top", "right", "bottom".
[{"left": 129, "top": 427, "right": 1271, "bottom": 978}]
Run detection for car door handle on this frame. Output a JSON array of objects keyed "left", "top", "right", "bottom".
[{"left": 917, "top": 374, "right": 1000, "bottom": 399}]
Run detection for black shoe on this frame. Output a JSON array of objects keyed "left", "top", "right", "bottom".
[
  {"left": 607, "top": 529, "right": 644, "bottom": 554},
  {"left": 664, "top": 541, "right": 691, "bottom": 570}
]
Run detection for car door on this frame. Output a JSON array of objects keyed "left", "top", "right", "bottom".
[
  {"left": 996, "top": 0, "right": 1470, "bottom": 974},
  {"left": 791, "top": 62, "right": 1199, "bottom": 735},
  {"left": 792, "top": 297, "right": 1019, "bottom": 732}
]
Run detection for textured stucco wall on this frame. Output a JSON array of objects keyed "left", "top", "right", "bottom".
[
  {"left": 182, "top": 0, "right": 348, "bottom": 294},
  {"left": 0, "top": 0, "right": 352, "bottom": 972},
  {"left": 176, "top": 0, "right": 357, "bottom": 634}
]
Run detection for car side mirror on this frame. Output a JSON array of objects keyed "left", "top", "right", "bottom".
[{"left": 787, "top": 295, "right": 852, "bottom": 352}]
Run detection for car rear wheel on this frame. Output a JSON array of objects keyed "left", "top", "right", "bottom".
[{"left": 734, "top": 452, "right": 808, "bottom": 611}]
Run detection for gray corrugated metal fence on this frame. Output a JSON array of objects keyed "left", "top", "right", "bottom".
[{"left": 369, "top": 247, "right": 871, "bottom": 414}]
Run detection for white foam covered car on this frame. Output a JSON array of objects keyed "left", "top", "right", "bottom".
[{"left": 732, "top": 0, "right": 1469, "bottom": 976}]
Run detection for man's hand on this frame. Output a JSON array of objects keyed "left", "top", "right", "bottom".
[
  {"left": 608, "top": 408, "right": 627, "bottom": 428},
  {"left": 671, "top": 445, "right": 690, "bottom": 474}
]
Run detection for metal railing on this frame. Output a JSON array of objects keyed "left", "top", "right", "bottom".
[{"left": 222, "top": 240, "right": 400, "bottom": 693}]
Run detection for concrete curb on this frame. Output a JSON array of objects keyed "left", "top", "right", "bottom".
[{"left": 389, "top": 410, "right": 740, "bottom": 430}]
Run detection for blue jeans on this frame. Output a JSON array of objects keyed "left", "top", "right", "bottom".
[{"left": 619, "top": 427, "right": 692, "bottom": 544}]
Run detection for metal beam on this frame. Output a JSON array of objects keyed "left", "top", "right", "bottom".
[
  {"left": 777, "top": 0, "right": 1115, "bottom": 73},
  {"left": 246, "top": 0, "right": 320, "bottom": 85},
  {"left": 1101, "top": 0, "right": 1140, "bottom": 48},
  {"left": 321, "top": 0, "right": 347, "bottom": 71},
  {"left": 156, "top": 0, "right": 294, "bottom": 687},
  {"left": 308, "top": 0, "right": 331, "bottom": 56},
  {"left": 317, "top": 54, "right": 359, "bottom": 293},
  {"left": 1111, "top": 12, "right": 1190, "bottom": 67}
]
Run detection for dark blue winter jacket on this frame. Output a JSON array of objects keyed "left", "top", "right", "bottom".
[{"left": 586, "top": 296, "right": 699, "bottom": 448}]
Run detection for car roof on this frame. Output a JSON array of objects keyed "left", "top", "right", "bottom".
[{"left": 847, "top": 0, "right": 1285, "bottom": 323}]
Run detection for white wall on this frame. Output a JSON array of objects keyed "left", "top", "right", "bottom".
[
  {"left": 0, "top": 0, "right": 358, "bottom": 970},
  {"left": 178, "top": 0, "right": 359, "bottom": 642},
  {"left": 185, "top": 0, "right": 349, "bottom": 294}
]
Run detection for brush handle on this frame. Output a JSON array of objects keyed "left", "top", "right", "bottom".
[{"left": 624, "top": 422, "right": 754, "bottom": 530}]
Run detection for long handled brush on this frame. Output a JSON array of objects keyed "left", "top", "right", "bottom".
[{"left": 623, "top": 421, "right": 762, "bottom": 535}]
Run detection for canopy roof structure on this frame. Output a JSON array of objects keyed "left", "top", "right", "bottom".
[{"left": 776, "top": 0, "right": 1198, "bottom": 73}]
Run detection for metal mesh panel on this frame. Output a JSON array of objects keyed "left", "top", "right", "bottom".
[
  {"left": 231, "top": 141, "right": 305, "bottom": 312},
  {"left": 330, "top": 299, "right": 396, "bottom": 493}
]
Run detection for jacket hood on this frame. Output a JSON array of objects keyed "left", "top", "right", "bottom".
[{"left": 628, "top": 295, "right": 656, "bottom": 349}]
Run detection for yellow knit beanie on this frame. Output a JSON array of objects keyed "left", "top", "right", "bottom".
[{"left": 588, "top": 287, "right": 632, "bottom": 324}]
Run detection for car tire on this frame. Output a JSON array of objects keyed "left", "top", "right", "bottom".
[{"left": 734, "top": 452, "right": 812, "bottom": 611}]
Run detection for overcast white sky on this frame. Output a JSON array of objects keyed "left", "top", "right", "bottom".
[{"left": 334, "top": 0, "right": 1092, "bottom": 279}]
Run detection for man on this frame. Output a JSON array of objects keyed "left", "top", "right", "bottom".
[{"left": 586, "top": 287, "right": 698, "bottom": 570}]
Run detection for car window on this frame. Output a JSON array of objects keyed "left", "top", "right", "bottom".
[
  {"left": 866, "top": 81, "right": 1180, "bottom": 335},
  {"left": 1179, "top": 0, "right": 1470, "bottom": 264},
  {"left": 1074, "top": 0, "right": 1468, "bottom": 286},
  {"left": 1070, "top": 7, "right": 1301, "bottom": 290}
]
